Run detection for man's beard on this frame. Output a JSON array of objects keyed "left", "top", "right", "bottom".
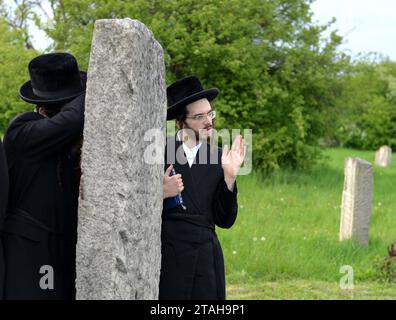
[
  {"left": 195, "top": 125, "right": 213, "bottom": 142},
  {"left": 182, "top": 124, "right": 214, "bottom": 144}
]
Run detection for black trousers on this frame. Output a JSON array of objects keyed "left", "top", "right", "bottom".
[
  {"left": 190, "top": 239, "right": 218, "bottom": 299},
  {"left": 2, "top": 232, "right": 76, "bottom": 300},
  {"left": 0, "top": 238, "right": 4, "bottom": 300},
  {"left": 159, "top": 224, "right": 225, "bottom": 300}
]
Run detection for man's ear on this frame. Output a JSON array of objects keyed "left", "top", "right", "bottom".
[
  {"left": 176, "top": 120, "right": 183, "bottom": 130},
  {"left": 37, "top": 106, "right": 48, "bottom": 118}
]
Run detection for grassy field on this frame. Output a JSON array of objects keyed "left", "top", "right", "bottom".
[{"left": 217, "top": 148, "right": 396, "bottom": 299}]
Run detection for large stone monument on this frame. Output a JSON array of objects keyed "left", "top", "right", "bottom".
[
  {"left": 76, "top": 19, "right": 166, "bottom": 299},
  {"left": 375, "top": 145, "right": 392, "bottom": 167},
  {"left": 339, "top": 157, "right": 373, "bottom": 246}
]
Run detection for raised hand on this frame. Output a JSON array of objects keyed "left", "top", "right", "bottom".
[{"left": 221, "top": 135, "right": 246, "bottom": 190}]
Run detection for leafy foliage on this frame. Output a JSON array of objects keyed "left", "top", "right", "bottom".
[
  {"left": 329, "top": 59, "right": 396, "bottom": 150},
  {"left": 37, "top": 0, "right": 348, "bottom": 172},
  {"left": 0, "top": 17, "right": 37, "bottom": 135},
  {"left": 1, "top": 0, "right": 395, "bottom": 171}
]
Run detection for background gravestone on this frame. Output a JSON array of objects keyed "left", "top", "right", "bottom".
[
  {"left": 375, "top": 145, "right": 392, "bottom": 167},
  {"left": 339, "top": 157, "right": 373, "bottom": 246},
  {"left": 76, "top": 18, "right": 166, "bottom": 299}
]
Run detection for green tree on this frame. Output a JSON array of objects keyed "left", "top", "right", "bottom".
[
  {"left": 0, "top": 17, "right": 37, "bottom": 135},
  {"left": 7, "top": 0, "right": 349, "bottom": 172},
  {"left": 331, "top": 58, "right": 396, "bottom": 150},
  {"left": 0, "top": 0, "right": 40, "bottom": 49}
]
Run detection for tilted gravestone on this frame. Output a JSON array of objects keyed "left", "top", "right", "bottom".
[
  {"left": 375, "top": 145, "right": 392, "bottom": 167},
  {"left": 339, "top": 157, "right": 373, "bottom": 246},
  {"left": 76, "top": 18, "right": 166, "bottom": 299}
]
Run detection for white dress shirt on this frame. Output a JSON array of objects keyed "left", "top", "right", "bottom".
[
  {"left": 177, "top": 131, "right": 202, "bottom": 167},
  {"left": 183, "top": 142, "right": 202, "bottom": 167}
]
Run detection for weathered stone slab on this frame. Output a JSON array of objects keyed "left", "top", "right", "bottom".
[
  {"left": 339, "top": 157, "right": 373, "bottom": 246},
  {"left": 76, "top": 18, "right": 166, "bottom": 299},
  {"left": 375, "top": 145, "right": 392, "bottom": 167}
]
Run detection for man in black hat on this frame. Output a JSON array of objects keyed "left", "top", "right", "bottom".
[
  {"left": 161, "top": 75, "right": 245, "bottom": 299},
  {"left": 1, "top": 52, "right": 86, "bottom": 300},
  {"left": 0, "top": 139, "right": 8, "bottom": 299}
]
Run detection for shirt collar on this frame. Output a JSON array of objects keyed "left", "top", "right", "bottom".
[{"left": 176, "top": 131, "right": 202, "bottom": 153}]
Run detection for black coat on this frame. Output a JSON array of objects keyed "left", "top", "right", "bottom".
[
  {"left": 2, "top": 94, "right": 84, "bottom": 300},
  {"left": 0, "top": 139, "right": 8, "bottom": 223},
  {"left": 159, "top": 137, "right": 238, "bottom": 300},
  {"left": 0, "top": 139, "right": 9, "bottom": 299}
]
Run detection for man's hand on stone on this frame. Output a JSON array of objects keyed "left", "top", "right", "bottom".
[{"left": 163, "top": 164, "right": 184, "bottom": 199}]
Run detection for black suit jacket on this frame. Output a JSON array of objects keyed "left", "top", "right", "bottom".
[
  {"left": 0, "top": 139, "right": 8, "bottom": 229},
  {"left": 0, "top": 139, "right": 8, "bottom": 299},
  {"left": 160, "top": 136, "right": 238, "bottom": 300},
  {"left": 2, "top": 94, "right": 84, "bottom": 300}
]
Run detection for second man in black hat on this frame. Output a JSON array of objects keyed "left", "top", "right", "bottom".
[{"left": 1, "top": 52, "right": 86, "bottom": 300}]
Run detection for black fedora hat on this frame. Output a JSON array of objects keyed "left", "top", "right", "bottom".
[
  {"left": 167, "top": 75, "right": 219, "bottom": 120},
  {"left": 19, "top": 52, "right": 87, "bottom": 105}
]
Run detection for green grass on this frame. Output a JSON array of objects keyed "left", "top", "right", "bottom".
[
  {"left": 217, "top": 148, "right": 396, "bottom": 299},
  {"left": 227, "top": 280, "right": 396, "bottom": 300}
]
